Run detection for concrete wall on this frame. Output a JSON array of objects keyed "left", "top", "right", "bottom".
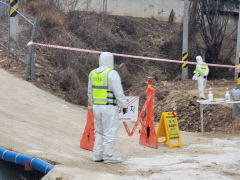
[{"left": 60, "top": 0, "right": 184, "bottom": 22}]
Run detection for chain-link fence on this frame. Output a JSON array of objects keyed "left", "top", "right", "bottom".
[{"left": 0, "top": 0, "right": 37, "bottom": 80}]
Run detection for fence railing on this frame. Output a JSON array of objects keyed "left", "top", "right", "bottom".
[{"left": 0, "top": 0, "right": 37, "bottom": 80}]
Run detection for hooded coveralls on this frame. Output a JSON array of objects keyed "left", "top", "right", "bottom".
[
  {"left": 195, "top": 56, "right": 209, "bottom": 99},
  {"left": 88, "top": 52, "right": 127, "bottom": 162}
]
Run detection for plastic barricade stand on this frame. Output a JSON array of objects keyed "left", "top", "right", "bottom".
[
  {"left": 139, "top": 78, "right": 158, "bottom": 149},
  {"left": 123, "top": 117, "right": 140, "bottom": 136},
  {"left": 123, "top": 95, "right": 150, "bottom": 136},
  {"left": 80, "top": 102, "right": 95, "bottom": 151}
]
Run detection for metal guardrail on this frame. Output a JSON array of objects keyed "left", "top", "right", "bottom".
[{"left": 0, "top": 0, "right": 38, "bottom": 80}]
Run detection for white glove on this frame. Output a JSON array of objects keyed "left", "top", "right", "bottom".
[{"left": 192, "top": 74, "right": 198, "bottom": 80}]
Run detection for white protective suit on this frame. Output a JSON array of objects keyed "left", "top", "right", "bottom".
[
  {"left": 88, "top": 52, "right": 127, "bottom": 163},
  {"left": 196, "top": 56, "right": 209, "bottom": 99}
]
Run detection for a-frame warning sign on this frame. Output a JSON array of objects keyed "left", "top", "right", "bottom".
[{"left": 156, "top": 112, "right": 182, "bottom": 148}]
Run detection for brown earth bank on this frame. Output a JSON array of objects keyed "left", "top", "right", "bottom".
[
  {"left": 0, "top": 0, "right": 239, "bottom": 134},
  {"left": 0, "top": 47, "right": 238, "bottom": 134}
]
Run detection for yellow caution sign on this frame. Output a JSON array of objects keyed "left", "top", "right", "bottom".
[{"left": 156, "top": 112, "right": 182, "bottom": 148}]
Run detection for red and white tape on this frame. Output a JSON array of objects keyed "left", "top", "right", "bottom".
[
  {"left": 127, "top": 96, "right": 139, "bottom": 107},
  {"left": 27, "top": 41, "right": 239, "bottom": 71}
]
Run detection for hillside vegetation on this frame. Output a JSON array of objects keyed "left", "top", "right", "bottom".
[{"left": 1, "top": 0, "right": 237, "bottom": 133}]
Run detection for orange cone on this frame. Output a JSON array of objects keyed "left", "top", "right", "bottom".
[
  {"left": 139, "top": 78, "right": 158, "bottom": 149},
  {"left": 80, "top": 102, "right": 95, "bottom": 151}
]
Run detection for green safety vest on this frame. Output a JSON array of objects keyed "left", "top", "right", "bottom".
[
  {"left": 91, "top": 68, "right": 116, "bottom": 105},
  {"left": 196, "top": 64, "right": 207, "bottom": 77}
]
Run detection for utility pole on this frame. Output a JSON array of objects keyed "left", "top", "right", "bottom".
[
  {"left": 234, "top": 1, "right": 240, "bottom": 88},
  {"left": 232, "top": 0, "right": 240, "bottom": 118},
  {"left": 101, "top": 0, "right": 105, "bottom": 22},
  {"left": 182, "top": 0, "right": 189, "bottom": 80}
]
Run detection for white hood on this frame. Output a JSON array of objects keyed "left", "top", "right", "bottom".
[
  {"left": 96, "top": 52, "right": 114, "bottom": 73},
  {"left": 196, "top": 56, "right": 203, "bottom": 64}
]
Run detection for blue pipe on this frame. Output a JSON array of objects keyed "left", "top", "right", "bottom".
[{"left": 0, "top": 147, "right": 54, "bottom": 174}]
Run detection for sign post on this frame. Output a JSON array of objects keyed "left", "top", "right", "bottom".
[
  {"left": 182, "top": 0, "right": 189, "bottom": 80},
  {"left": 10, "top": 0, "right": 19, "bottom": 41},
  {"left": 233, "top": 1, "right": 240, "bottom": 118}
]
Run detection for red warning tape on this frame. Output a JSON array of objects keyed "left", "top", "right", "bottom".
[{"left": 27, "top": 41, "right": 240, "bottom": 71}]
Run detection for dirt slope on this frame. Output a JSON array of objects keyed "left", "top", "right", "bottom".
[
  {"left": 1, "top": 0, "right": 238, "bottom": 133},
  {"left": 0, "top": 45, "right": 239, "bottom": 135}
]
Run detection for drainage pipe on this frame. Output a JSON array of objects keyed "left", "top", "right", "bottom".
[{"left": 0, "top": 147, "right": 54, "bottom": 174}]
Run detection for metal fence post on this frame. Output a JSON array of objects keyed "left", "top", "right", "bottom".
[
  {"left": 24, "top": 45, "right": 31, "bottom": 80},
  {"left": 30, "top": 18, "right": 38, "bottom": 79},
  {"left": 7, "top": 3, "right": 10, "bottom": 50},
  {"left": 24, "top": 18, "right": 38, "bottom": 81}
]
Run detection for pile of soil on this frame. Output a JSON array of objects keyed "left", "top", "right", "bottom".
[
  {"left": 155, "top": 90, "right": 232, "bottom": 132},
  {"left": 154, "top": 80, "right": 235, "bottom": 132}
]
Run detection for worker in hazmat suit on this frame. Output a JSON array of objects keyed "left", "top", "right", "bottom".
[
  {"left": 194, "top": 56, "right": 209, "bottom": 99},
  {"left": 88, "top": 52, "right": 127, "bottom": 164}
]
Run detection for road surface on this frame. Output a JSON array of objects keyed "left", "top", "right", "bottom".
[{"left": 0, "top": 68, "right": 240, "bottom": 180}]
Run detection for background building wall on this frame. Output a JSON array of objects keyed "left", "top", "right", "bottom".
[{"left": 59, "top": 0, "right": 185, "bottom": 22}]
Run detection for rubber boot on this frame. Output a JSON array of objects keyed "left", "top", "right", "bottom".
[
  {"left": 93, "top": 154, "right": 103, "bottom": 162},
  {"left": 104, "top": 156, "right": 123, "bottom": 164}
]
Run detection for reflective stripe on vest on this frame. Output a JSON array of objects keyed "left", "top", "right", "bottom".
[
  {"left": 91, "top": 68, "right": 116, "bottom": 105},
  {"left": 196, "top": 64, "right": 207, "bottom": 77}
]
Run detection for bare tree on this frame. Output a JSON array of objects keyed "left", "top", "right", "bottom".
[
  {"left": 189, "top": 0, "right": 237, "bottom": 78},
  {"left": 196, "top": 0, "right": 232, "bottom": 63}
]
